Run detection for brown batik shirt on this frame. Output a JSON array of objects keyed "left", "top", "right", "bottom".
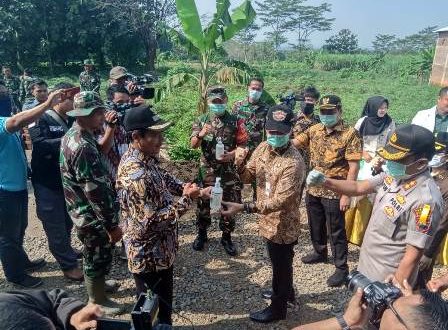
[
  {"left": 116, "top": 145, "right": 192, "bottom": 273},
  {"left": 238, "top": 142, "right": 305, "bottom": 244},
  {"left": 294, "top": 121, "right": 362, "bottom": 199},
  {"left": 292, "top": 113, "right": 321, "bottom": 172}
]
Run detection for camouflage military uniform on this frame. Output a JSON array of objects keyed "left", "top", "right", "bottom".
[
  {"left": 20, "top": 76, "right": 36, "bottom": 103},
  {"left": 191, "top": 111, "right": 246, "bottom": 233},
  {"left": 79, "top": 71, "right": 101, "bottom": 93},
  {"left": 3, "top": 75, "right": 21, "bottom": 110},
  {"left": 60, "top": 122, "right": 119, "bottom": 279},
  {"left": 231, "top": 99, "right": 268, "bottom": 152}
]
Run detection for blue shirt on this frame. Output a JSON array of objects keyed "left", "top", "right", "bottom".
[{"left": 0, "top": 117, "right": 27, "bottom": 191}]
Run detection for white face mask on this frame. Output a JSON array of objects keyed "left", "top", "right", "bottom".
[
  {"left": 429, "top": 154, "right": 447, "bottom": 168},
  {"left": 249, "top": 89, "right": 262, "bottom": 101}
]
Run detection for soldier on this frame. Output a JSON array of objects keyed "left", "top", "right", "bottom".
[
  {"left": 307, "top": 124, "right": 443, "bottom": 288},
  {"left": 292, "top": 95, "right": 362, "bottom": 287},
  {"left": 19, "top": 68, "right": 36, "bottom": 104},
  {"left": 60, "top": 91, "right": 123, "bottom": 315},
  {"left": 79, "top": 59, "right": 101, "bottom": 93},
  {"left": 292, "top": 86, "right": 321, "bottom": 172},
  {"left": 22, "top": 79, "right": 48, "bottom": 111},
  {"left": 2, "top": 66, "right": 21, "bottom": 112},
  {"left": 190, "top": 86, "right": 248, "bottom": 256}
]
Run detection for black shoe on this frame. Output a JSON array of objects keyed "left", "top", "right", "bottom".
[
  {"left": 249, "top": 305, "right": 286, "bottom": 323},
  {"left": 25, "top": 258, "right": 47, "bottom": 273},
  {"left": 261, "top": 290, "right": 295, "bottom": 304},
  {"left": 9, "top": 274, "right": 43, "bottom": 288},
  {"left": 221, "top": 234, "right": 237, "bottom": 256},
  {"left": 192, "top": 230, "right": 208, "bottom": 251},
  {"left": 301, "top": 252, "right": 328, "bottom": 264},
  {"left": 327, "top": 269, "right": 349, "bottom": 287}
]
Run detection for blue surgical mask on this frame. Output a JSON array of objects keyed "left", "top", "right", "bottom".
[
  {"left": 429, "top": 154, "right": 447, "bottom": 168},
  {"left": 320, "top": 114, "right": 338, "bottom": 127},
  {"left": 267, "top": 134, "right": 290, "bottom": 148},
  {"left": 385, "top": 160, "right": 407, "bottom": 179},
  {"left": 209, "top": 103, "right": 226, "bottom": 116},
  {"left": 249, "top": 89, "right": 262, "bottom": 101}
]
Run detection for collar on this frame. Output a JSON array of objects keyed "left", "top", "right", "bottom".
[
  {"left": 396, "top": 170, "right": 431, "bottom": 195},
  {"left": 433, "top": 169, "right": 448, "bottom": 181},
  {"left": 128, "top": 144, "right": 157, "bottom": 164},
  {"left": 324, "top": 120, "right": 344, "bottom": 135},
  {"left": 268, "top": 142, "right": 290, "bottom": 156}
]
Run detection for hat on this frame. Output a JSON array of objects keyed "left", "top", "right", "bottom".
[
  {"left": 67, "top": 91, "right": 105, "bottom": 117},
  {"left": 207, "top": 86, "right": 227, "bottom": 100},
  {"left": 109, "top": 66, "right": 128, "bottom": 80},
  {"left": 265, "top": 104, "right": 294, "bottom": 134},
  {"left": 123, "top": 105, "right": 171, "bottom": 132},
  {"left": 83, "top": 59, "right": 94, "bottom": 65},
  {"left": 377, "top": 124, "right": 435, "bottom": 161},
  {"left": 319, "top": 95, "right": 342, "bottom": 110},
  {"left": 435, "top": 132, "right": 448, "bottom": 153}
]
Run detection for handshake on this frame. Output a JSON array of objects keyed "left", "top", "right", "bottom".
[{"left": 306, "top": 169, "right": 327, "bottom": 186}]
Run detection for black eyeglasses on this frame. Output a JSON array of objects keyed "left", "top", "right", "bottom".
[{"left": 388, "top": 300, "right": 410, "bottom": 330}]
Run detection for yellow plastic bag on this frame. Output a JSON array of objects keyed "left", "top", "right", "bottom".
[
  {"left": 345, "top": 197, "right": 373, "bottom": 246},
  {"left": 436, "top": 234, "right": 448, "bottom": 266}
]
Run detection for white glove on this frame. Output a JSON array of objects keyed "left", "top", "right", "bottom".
[{"left": 306, "top": 169, "right": 326, "bottom": 186}]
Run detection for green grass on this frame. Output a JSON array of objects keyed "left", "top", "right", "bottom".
[{"left": 42, "top": 54, "right": 439, "bottom": 161}]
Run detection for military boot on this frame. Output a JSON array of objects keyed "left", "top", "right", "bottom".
[
  {"left": 221, "top": 232, "right": 237, "bottom": 256},
  {"left": 193, "top": 228, "right": 208, "bottom": 251},
  {"left": 85, "top": 275, "right": 125, "bottom": 316}
]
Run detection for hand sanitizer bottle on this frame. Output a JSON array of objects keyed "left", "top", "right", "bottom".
[
  {"left": 215, "top": 137, "right": 224, "bottom": 160},
  {"left": 210, "top": 177, "right": 223, "bottom": 215}
]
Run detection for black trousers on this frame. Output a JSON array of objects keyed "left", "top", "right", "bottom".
[
  {"left": 266, "top": 239, "right": 296, "bottom": 311},
  {"left": 306, "top": 193, "right": 348, "bottom": 270},
  {"left": 132, "top": 267, "right": 174, "bottom": 325}
]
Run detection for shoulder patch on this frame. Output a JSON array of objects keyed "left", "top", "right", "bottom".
[
  {"left": 404, "top": 180, "right": 417, "bottom": 191},
  {"left": 413, "top": 204, "right": 432, "bottom": 234}
]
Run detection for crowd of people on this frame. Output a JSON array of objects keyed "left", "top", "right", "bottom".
[{"left": 1, "top": 61, "right": 448, "bottom": 329}]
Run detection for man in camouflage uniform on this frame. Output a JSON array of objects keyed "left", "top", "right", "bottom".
[
  {"left": 60, "top": 91, "right": 123, "bottom": 315},
  {"left": 19, "top": 68, "right": 36, "bottom": 104},
  {"left": 79, "top": 59, "right": 101, "bottom": 93},
  {"left": 190, "top": 86, "right": 248, "bottom": 256},
  {"left": 2, "top": 66, "right": 21, "bottom": 112}
]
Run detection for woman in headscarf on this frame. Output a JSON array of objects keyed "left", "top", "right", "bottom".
[{"left": 345, "top": 96, "right": 396, "bottom": 246}]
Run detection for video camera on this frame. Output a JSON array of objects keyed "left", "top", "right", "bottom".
[
  {"left": 346, "top": 271, "right": 402, "bottom": 328},
  {"left": 126, "top": 74, "right": 156, "bottom": 99},
  {"left": 278, "top": 90, "right": 304, "bottom": 111},
  {"left": 96, "top": 292, "right": 172, "bottom": 330}
]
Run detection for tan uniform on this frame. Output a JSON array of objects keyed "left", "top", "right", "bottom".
[{"left": 358, "top": 171, "right": 443, "bottom": 285}]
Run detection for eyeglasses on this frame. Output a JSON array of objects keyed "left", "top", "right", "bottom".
[{"left": 388, "top": 300, "right": 410, "bottom": 330}]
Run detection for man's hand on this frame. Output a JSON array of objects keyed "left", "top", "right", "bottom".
[
  {"left": 384, "top": 274, "right": 413, "bottom": 297},
  {"left": 343, "top": 288, "right": 369, "bottom": 328},
  {"left": 306, "top": 169, "right": 326, "bottom": 186},
  {"left": 218, "top": 150, "right": 235, "bottom": 163},
  {"left": 198, "top": 124, "right": 214, "bottom": 138},
  {"left": 427, "top": 275, "right": 448, "bottom": 293},
  {"left": 106, "top": 226, "right": 123, "bottom": 244},
  {"left": 371, "top": 157, "right": 385, "bottom": 173},
  {"left": 235, "top": 147, "right": 249, "bottom": 167},
  {"left": 340, "top": 195, "right": 351, "bottom": 212},
  {"left": 126, "top": 82, "right": 138, "bottom": 95},
  {"left": 183, "top": 183, "right": 201, "bottom": 199},
  {"left": 45, "top": 89, "right": 65, "bottom": 108},
  {"left": 199, "top": 186, "right": 213, "bottom": 200},
  {"left": 221, "top": 201, "right": 244, "bottom": 217},
  {"left": 133, "top": 95, "right": 145, "bottom": 105},
  {"left": 105, "top": 111, "right": 118, "bottom": 127},
  {"left": 70, "top": 303, "right": 103, "bottom": 330},
  {"left": 419, "top": 255, "right": 433, "bottom": 271}
]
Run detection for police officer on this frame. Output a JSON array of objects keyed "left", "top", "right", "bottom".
[
  {"left": 190, "top": 86, "right": 248, "bottom": 256},
  {"left": 307, "top": 124, "right": 443, "bottom": 288},
  {"left": 60, "top": 91, "right": 124, "bottom": 315},
  {"left": 2, "top": 66, "right": 21, "bottom": 111},
  {"left": 79, "top": 59, "right": 101, "bottom": 93}
]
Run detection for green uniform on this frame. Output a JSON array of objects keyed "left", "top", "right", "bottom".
[
  {"left": 60, "top": 122, "right": 119, "bottom": 279},
  {"left": 3, "top": 75, "right": 21, "bottom": 110},
  {"left": 20, "top": 75, "right": 36, "bottom": 103},
  {"left": 79, "top": 70, "right": 101, "bottom": 93},
  {"left": 191, "top": 111, "right": 246, "bottom": 233}
]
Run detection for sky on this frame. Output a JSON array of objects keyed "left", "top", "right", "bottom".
[{"left": 194, "top": 0, "right": 448, "bottom": 48}]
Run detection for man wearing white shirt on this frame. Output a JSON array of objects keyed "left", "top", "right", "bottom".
[{"left": 412, "top": 87, "right": 448, "bottom": 133}]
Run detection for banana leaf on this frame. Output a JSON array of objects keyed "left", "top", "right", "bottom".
[
  {"left": 220, "top": 0, "right": 256, "bottom": 43},
  {"left": 175, "top": 0, "right": 205, "bottom": 51}
]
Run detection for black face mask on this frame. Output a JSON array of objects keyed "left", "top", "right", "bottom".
[{"left": 301, "top": 102, "right": 314, "bottom": 115}]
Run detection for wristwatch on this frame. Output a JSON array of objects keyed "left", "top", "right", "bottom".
[{"left": 336, "top": 314, "right": 351, "bottom": 330}]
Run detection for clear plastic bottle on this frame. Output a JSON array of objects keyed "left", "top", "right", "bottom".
[
  {"left": 215, "top": 137, "right": 224, "bottom": 160},
  {"left": 210, "top": 177, "right": 223, "bottom": 215}
]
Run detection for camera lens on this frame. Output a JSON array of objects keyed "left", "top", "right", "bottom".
[{"left": 347, "top": 271, "right": 372, "bottom": 293}]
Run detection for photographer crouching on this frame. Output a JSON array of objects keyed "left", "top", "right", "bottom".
[{"left": 294, "top": 272, "right": 448, "bottom": 330}]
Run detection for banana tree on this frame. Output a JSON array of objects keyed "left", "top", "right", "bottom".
[{"left": 164, "top": 0, "right": 256, "bottom": 113}]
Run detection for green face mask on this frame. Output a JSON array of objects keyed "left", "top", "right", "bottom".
[
  {"left": 209, "top": 103, "right": 226, "bottom": 116},
  {"left": 267, "top": 134, "right": 290, "bottom": 148},
  {"left": 320, "top": 114, "right": 338, "bottom": 127},
  {"left": 385, "top": 160, "right": 407, "bottom": 179}
]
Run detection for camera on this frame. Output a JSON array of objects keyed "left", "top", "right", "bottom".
[
  {"left": 347, "top": 271, "right": 402, "bottom": 328},
  {"left": 107, "top": 101, "right": 135, "bottom": 124},
  {"left": 278, "top": 90, "right": 304, "bottom": 111},
  {"left": 127, "top": 74, "right": 155, "bottom": 99},
  {"left": 96, "top": 292, "right": 172, "bottom": 330}
]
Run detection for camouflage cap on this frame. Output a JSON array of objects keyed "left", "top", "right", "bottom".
[
  {"left": 207, "top": 86, "right": 227, "bottom": 100},
  {"left": 67, "top": 91, "right": 105, "bottom": 117},
  {"left": 83, "top": 59, "right": 94, "bottom": 65},
  {"left": 109, "top": 66, "right": 128, "bottom": 80}
]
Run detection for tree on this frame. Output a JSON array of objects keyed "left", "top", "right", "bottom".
[
  {"left": 395, "top": 26, "right": 438, "bottom": 53},
  {"left": 324, "top": 28, "right": 359, "bottom": 54},
  {"left": 288, "top": 3, "right": 334, "bottom": 50},
  {"left": 165, "top": 0, "right": 257, "bottom": 113},
  {"left": 98, "top": 0, "right": 177, "bottom": 71},
  {"left": 372, "top": 34, "right": 397, "bottom": 54},
  {"left": 255, "top": 0, "right": 297, "bottom": 54},
  {"left": 235, "top": 22, "right": 259, "bottom": 62}
]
